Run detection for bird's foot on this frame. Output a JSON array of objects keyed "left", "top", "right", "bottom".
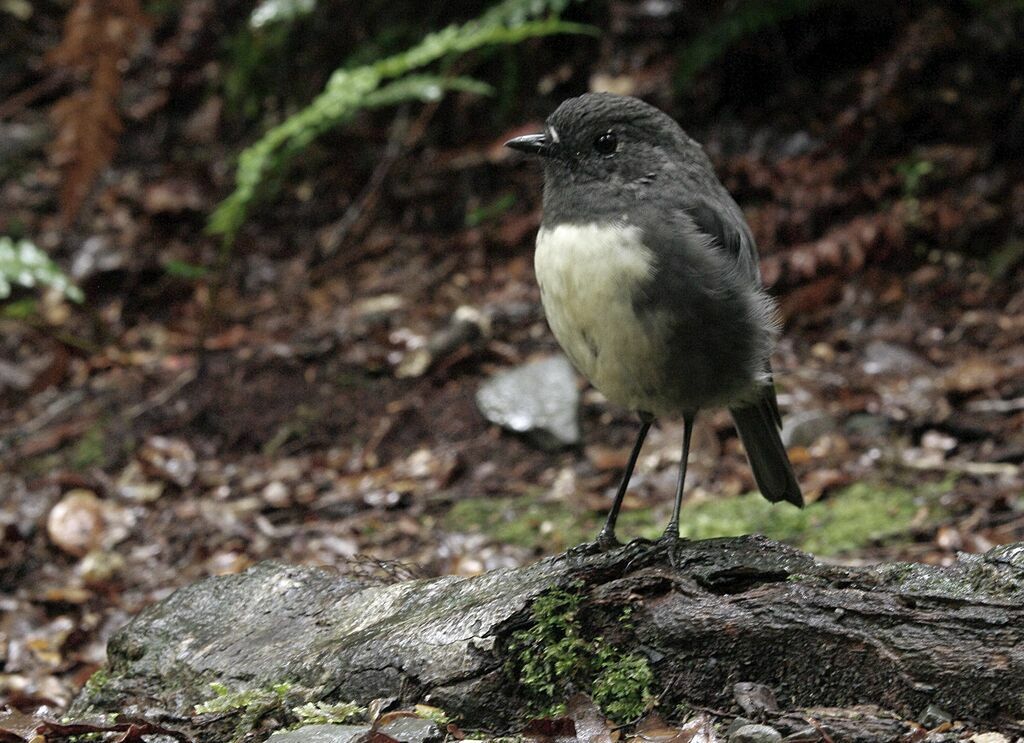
[
  {"left": 658, "top": 524, "right": 680, "bottom": 546},
  {"left": 656, "top": 525, "right": 687, "bottom": 567},
  {"left": 565, "top": 532, "right": 623, "bottom": 561},
  {"left": 595, "top": 528, "right": 622, "bottom": 553}
]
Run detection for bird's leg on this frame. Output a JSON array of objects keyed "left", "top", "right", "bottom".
[
  {"left": 661, "top": 410, "right": 696, "bottom": 543},
  {"left": 595, "top": 414, "right": 653, "bottom": 551}
]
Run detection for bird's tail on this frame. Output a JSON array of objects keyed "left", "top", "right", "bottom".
[{"left": 730, "top": 388, "right": 803, "bottom": 507}]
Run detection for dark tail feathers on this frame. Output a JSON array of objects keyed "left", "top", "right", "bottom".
[{"left": 730, "top": 390, "right": 803, "bottom": 507}]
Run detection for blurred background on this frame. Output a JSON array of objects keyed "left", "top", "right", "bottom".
[{"left": 2, "top": 0, "right": 1023, "bottom": 711}]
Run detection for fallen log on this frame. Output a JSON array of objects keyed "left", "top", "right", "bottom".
[{"left": 70, "top": 536, "right": 1024, "bottom": 740}]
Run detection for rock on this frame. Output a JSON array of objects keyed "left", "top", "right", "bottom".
[
  {"left": 843, "top": 413, "right": 892, "bottom": 439},
  {"left": 78, "top": 549, "right": 126, "bottom": 585},
  {"left": 46, "top": 489, "right": 105, "bottom": 557},
  {"left": 267, "top": 723, "right": 371, "bottom": 742},
  {"left": 969, "top": 734, "right": 1009, "bottom": 743},
  {"left": 138, "top": 436, "right": 197, "bottom": 488},
  {"left": 725, "top": 717, "right": 754, "bottom": 736},
  {"left": 733, "top": 682, "right": 778, "bottom": 717},
  {"left": 70, "top": 235, "right": 127, "bottom": 281},
  {"left": 728, "top": 723, "right": 782, "bottom": 743},
  {"left": 918, "top": 703, "right": 953, "bottom": 729},
  {"left": 475, "top": 355, "right": 580, "bottom": 449},
  {"left": 115, "top": 461, "right": 165, "bottom": 502},
  {"left": 262, "top": 481, "right": 291, "bottom": 508},
  {"left": 781, "top": 410, "right": 834, "bottom": 448},
  {"left": 376, "top": 713, "right": 442, "bottom": 743},
  {"left": 944, "top": 357, "right": 1005, "bottom": 393},
  {"left": 862, "top": 341, "right": 931, "bottom": 376}
]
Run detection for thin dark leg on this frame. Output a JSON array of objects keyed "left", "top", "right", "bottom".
[
  {"left": 662, "top": 410, "right": 696, "bottom": 541},
  {"left": 596, "top": 417, "right": 652, "bottom": 550}
]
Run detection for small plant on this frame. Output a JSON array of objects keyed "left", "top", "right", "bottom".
[
  {"left": 507, "top": 586, "right": 655, "bottom": 721},
  {"left": 413, "top": 704, "right": 452, "bottom": 727},
  {"left": 512, "top": 587, "right": 590, "bottom": 707},
  {"left": 195, "top": 681, "right": 294, "bottom": 740},
  {"left": 0, "top": 237, "right": 83, "bottom": 302},
  {"left": 290, "top": 700, "right": 364, "bottom": 727},
  {"left": 194, "top": 681, "right": 291, "bottom": 714},
  {"left": 592, "top": 645, "right": 656, "bottom": 722},
  {"left": 82, "top": 668, "right": 110, "bottom": 695}
]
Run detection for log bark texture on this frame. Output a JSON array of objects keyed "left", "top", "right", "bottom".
[{"left": 71, "top": 536, "right": 1024, "bottom": 738}]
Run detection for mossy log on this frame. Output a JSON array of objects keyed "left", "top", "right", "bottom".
[{"left": 71, "top": 536, "right": 1024, "bottom": 740}]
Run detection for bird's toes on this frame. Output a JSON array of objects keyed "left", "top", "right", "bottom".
[{"left": 595, "top": 529, "right": 623, "bottom": 553}]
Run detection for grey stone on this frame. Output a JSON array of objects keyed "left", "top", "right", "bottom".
[
  {"left": 918, "top": 703, "right": 953, "bottom": 728},
  {"left": 725, "top": 717, "right": 754, "bottom": 736},
  {"left": 267, "top": 723, "right": 370, "bottom": 743},
  {"left": 843, "top": 413, "right": 892, "bottom": 438},
  {"left": 728, "top": 723, "right": 782, "bottom": 743},
  {"left": 476, "top": 354, "right": 580, "bottom": 449},
  {"left": 376, "top": 715, "right": 442, "bottom": 743},
  {"left": 733, "top": 681, "right": 778, "bottom": 717},
  {"left": 862, "top": 340, "right": 931, "bottom": 376},
  {"left": 781, "top": 410, "right": 834, "bottom": 448}
]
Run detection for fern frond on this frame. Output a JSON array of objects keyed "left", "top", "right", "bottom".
[{"left": 208, "top": 0, "right": 592, "bottom": 243}]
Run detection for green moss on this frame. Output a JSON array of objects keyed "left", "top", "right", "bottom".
[
  {"left": 194, "top": 681, "right": 295, "bottom": 741},
  {"left": 82, "top": 668, "right": 110, "bottom": 695},
  {"left": 413, "top": 704, "right": 451, "bottom": 727},
  {"left": 447, "top": 494, "right": 660, "bottom": 552},
  {"left": 592, "top": 645, "right": 655, "bottom": 722},
  {"left": 290, "top": 700, "right": 364, "bottom": 727},
  {"left": 195, "top": 683, "right": 371, "bottom": 739},
  {"left": 448, "top": 494, "right": 586, "bottom": 550},
  {"left": 678, "top": 481, "right": 948, "bottom": 556},
  {"left": 194, "top": 682, "right": 287, "bottom": 714},
  {"left": 449, "top": 481, "right": 947, "bottom": 557},
  {"left": 507, "top": 587, "right": 654, "bottom": 721},
  {"left": 71, "top": 421, "right": 107, "bottom": 470}
]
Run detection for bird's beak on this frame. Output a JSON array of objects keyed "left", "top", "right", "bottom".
[{"left": 505, "top": 132, "right": 551, "bottom": 157}]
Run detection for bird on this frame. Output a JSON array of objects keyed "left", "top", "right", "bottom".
[{"left": 505, "top": 93, "right": 802, "bottom": 550}]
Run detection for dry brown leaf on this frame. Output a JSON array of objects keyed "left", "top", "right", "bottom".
[{"left": 47, "top": 0, "right": 149, "bottom": 224}]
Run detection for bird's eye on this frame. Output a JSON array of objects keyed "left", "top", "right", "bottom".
[{"left": 594, "top": 131, "right": 618, "bottom": 156}]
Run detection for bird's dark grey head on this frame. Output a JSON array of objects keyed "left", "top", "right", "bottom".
[{"left": 506, "top": 93, "right": 713, "bottom": 223}]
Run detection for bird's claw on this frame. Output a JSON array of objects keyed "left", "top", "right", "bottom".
[{"left": 595, "top": 529, "right": 622, "bottom": 553}]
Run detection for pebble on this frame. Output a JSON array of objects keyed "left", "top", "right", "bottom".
[
  {"left": 728, "top": 723, "right": 782, "bottom": 743},
  {"left": 47, "top": 490, "right": 105, "bottom": 557},
  {"left": 475, "top": 354, "right": 580, "bottom": 449},
  {"left": 267, "top": 724, "right": 371, "bottom": 743},
  {"left": 262, "top": 481, "right": 291, "bottom": 508}
]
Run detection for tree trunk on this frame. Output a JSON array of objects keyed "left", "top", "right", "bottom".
[{"left": 70, "top": 536, "right": 1024, "bottom": 740}]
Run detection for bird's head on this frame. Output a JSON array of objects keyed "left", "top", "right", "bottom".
[{"left": 506, "top": 93, "right": 705, "bottom": 218}]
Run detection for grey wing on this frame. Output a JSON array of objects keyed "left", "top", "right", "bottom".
[
  {"left": 682, "top": 196, "right": 763, "bottom": 286},
  {"left": 682, "top": 197, "right": 801, "bottom": 504},
  {"left": 682, "top": 197, "right": 783, "bottom": 426}
]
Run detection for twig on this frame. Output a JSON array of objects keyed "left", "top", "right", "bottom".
[
  {"left": 123, "top": 368, "right": 198, "bottom": 420},
  {"left": 316, "top": 106, "right": 411, "bottom": 258},
  {"left": 0, "top": 70, "right": 70, "bottom": 120},
  {"left": 309, "top": 93, "right": 446, "bottom": 281},
  {"left": 965, "top": 396, "right": 1024, "bottom": 413}
]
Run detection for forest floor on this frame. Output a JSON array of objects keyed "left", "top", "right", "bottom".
[{"left": 1, "top": 1, "right": 1023, "bottom": 737}]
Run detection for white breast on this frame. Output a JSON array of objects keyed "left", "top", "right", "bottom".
[{"left": 535, "top": 222, "right": 669, "bottom": 413}]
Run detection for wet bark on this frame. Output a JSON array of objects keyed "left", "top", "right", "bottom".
[{"left": 71, "top": 536, "right": 1024, "bottom": 740}]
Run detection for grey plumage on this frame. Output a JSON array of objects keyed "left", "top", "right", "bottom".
[{"left": 507, "top": 93, "right": 802, "bottom": 544}]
